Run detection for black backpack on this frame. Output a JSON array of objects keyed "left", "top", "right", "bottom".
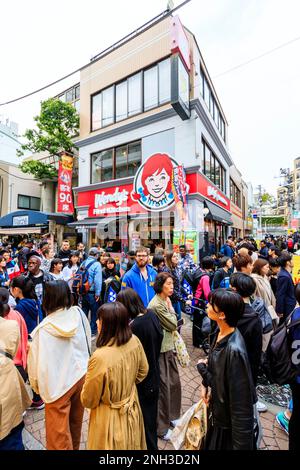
[
  {"left": 182, "top": 267, "right": 208, "bottom": 294},
  {"left": 250, "top": 298, "right": 273, "bottom": 334},
  {"left": 263, "top": 311, "right": 300, "bottom": 385}
]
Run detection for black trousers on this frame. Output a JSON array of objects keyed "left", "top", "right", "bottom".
[
  {"left": 138, "top": 389, "right": 159, "bottom": 451},
  {"left": 289, "top": 383, "right": 300, "bottom": 450}
]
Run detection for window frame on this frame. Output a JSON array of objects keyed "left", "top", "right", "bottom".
[
  {"left": 202, "top": 139, "right": 226, "bottom": 193},
  {"left": 18, "top": 194, "right": 41, "bottom": 211}
]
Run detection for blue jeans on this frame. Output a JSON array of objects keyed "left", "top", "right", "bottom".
[
  {"left": 172, "top": 301, "right": 182, "bottom": 321},
  {"left": 0, "top": 422, "right": 24, "bottom": 450},
  {"left": 82, "top": 293, "right": 100, "bottom": 335}
]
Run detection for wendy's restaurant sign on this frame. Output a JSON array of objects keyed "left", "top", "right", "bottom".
[
  {"left": 77, "top": 154, "right": 190, "bottom": 217},
  {"left": 186, "top": 173, "right": 230, "bottom": 211}
]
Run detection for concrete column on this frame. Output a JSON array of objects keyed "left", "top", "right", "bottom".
[{"left": 41, "top": 182, "right": 55, "bottom": 213}]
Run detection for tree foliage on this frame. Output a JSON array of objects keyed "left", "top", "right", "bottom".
[
  {"left": 17, "top": 98, "right": 79, "bottom": 159},
  {"left": 19, "top": 160, "right": 58, "bottom": 180},
  {"left": 261, "top": 192, "right": 275, "bottom": 204}
]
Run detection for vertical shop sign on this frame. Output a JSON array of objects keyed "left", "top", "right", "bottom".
[{"left": 57, "top": 154, "right": 74, "bottom": 214}]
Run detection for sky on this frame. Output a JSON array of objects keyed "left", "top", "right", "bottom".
[{"left": 1, "top": 0, "right": 300, "bottom": 196}]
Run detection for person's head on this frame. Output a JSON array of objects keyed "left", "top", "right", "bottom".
[
  {"left": 27, "top": 255, "right": 41, "bottom": 275},
  {"left": 233, "top": 254, "right": 253, "bottom": 274},
  {"left": 10, "top": 275, "right": 37, "bottom": 300},
  {"left": 152, "top": 254, "right": 165, "bottom": 271},
  {"left": 77, "top": 242, "right": 85, "bottom": 251},
  {"left": 106, "top": 257, "right": 116, "bottom": 271},
  {"left": 26, "top": 239, "right": 34, "bottom": 248},
  {"left": 127, "top": 250, "right": 136, "bottom": 261},
  {"left": 0, "top": 255, "right": 6, "bottom": 270},
  {"left": 69, "top": 251, "right": 80, "bottom": 267},
  {"left": 216, "top": 252, "right": 224, "bottom": 260},
  {"left": 165, "top": 251, "right": 179, "bottom": 269},
  {"left": 116, "top": 288, "right": 146, "bottom": 320},
  {"left": 238, "top": 242, "right": 253, "bottom": 256},
  {"left": 227, "top": 239, "right": 235, "bottom": 248},
  {"left": 252, "top": 258, "right": 270, "bottom": 277},
  {"left": 153, "top": 272, "right": 174, "bottom": 298},
  {"left": 135, "top": 247, "right": 150, "bottom": 269},
  {"left": 260, "top": 240, "right": 266, "bottom": 248},
  {"left": 96, "top": 302, "right": 132, "bottom": 348},
  {"left": 42, "top": 280, "right": 72, "bottom": 315},
  {"left": 220, "top": 256, "right": 233, "bottom": 270},
  {"left": 50, "top": 258, "right": 63, "bottom": 274},
  {"left": 230, "top": 273, "right": 256, "bottom": 299},
  {"left": 268, "top": 245, "right": 281, "bottom": 258},
  {"left": 0, "top": 288, "right": 9, "bottom": 317},
  {"left": 1, "top": 250, "right": 10, "bottom": 262},
  {"left": 269, "top": 257, "right": 280, "bottom": 275},
  {"left": 100, "top": 252, "right": 110, "bottom": 265},
  {"left": 207, "top": 288, "right": 245, "bottom": 327},
  {"left": 61, "top": 239, "right": 70, "bottom": 251},
  {"left": 277, "top": 252, "right": 294, "bottom": 271},
  {"left": 43, "top": 248, "right": 54, "bottom": 260},
  {"left": 179, "top": 245, "right": 187, "bottom": 258},
  {"left": 201, "top": 256, "right": 215, "bottom": 271},
  {"left": 39, "top": 241, "right": 49, "bottom": 253},
  {"left": 89, "top": 247, "right": 100, "bottom": 259}
]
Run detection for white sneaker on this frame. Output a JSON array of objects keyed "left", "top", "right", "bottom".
[
  {"left": 160, "top": 429, "right": 173, "bottom": 441},
  {"left": 170, "top": 419, "right": 180, "bottom": 428},
  {"left": 256, "top": 400, "right": 268, "bottom": 413}
]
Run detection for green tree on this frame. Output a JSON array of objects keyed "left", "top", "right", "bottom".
[
  {"left": 261, "top": 192, "right": 275, "bottom": 204},
  {"left": 18, "top": 98, "right": 79, "bottom": 179}
]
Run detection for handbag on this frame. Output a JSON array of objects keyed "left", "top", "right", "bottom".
[
  {"left": 173, "top": 330, "right": 190, "bottom": 367},
  {"left": 184, "top": 399, "right": 208, "bottom": 450}
]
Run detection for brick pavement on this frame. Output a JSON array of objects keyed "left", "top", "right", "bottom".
[{"left": 23, "top": 316, "right": 289, "bottom": 451}]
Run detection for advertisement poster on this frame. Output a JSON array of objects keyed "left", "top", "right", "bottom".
[
  {"left": 173, "top": 229, "right": 198, "bottom": 262},
  {"left": 57, "top": 154, "right": 74, "bottom": 213},
  {"left": 292, "top": 255, "right": 300, "bottom": 285}
]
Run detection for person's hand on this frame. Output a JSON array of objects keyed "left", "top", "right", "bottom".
[
  {"left": 198, "top": 358, "right": 208, "bottom": 366},
  {"left": 186, "top": 300, "right": 192, "bottom": 306},
  {"left": 188, "top": 294, "right": 193, "bottom": 300},
  {"left": 95, "top": 296, "right": 100, "bottom": 302},
  {"left": 166, "top": 297, "right": 173, "bottom": 309},
  {"left": 201, "top": 384, "right": 211, "bottom": 405},
  {"left": 5, "top": 281, "right": 10, "bottom": 287}
]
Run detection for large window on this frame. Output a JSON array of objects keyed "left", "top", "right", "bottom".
[
  {"left": 18, "top": 195, "right": 41, "bottom": 211},
  {"left": 91, "top": 141, "right": 141, "bottom": 183},
  {"left": 202, "top": 140, "right": 226, "bottom": 193},
  {"left": 200, "top": 65, "right": 226, "bottom": 143},
  {"left": 91, "top": 58, "right": 171, "bottom": 131},
  {"left": 230, "top": 179, "right": 241, "bottom": 208}
]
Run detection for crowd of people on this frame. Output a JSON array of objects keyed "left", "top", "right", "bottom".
[{"left": 0, "top": 233, "right": 299, "bottom": 451}]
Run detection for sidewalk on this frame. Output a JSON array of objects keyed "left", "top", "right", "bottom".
[{"left": 23, "top": 316, "right": 289, "bottom": 451}]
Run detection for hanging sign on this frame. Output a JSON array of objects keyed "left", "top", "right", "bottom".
[{"left": 57, "top": 154, "right": 74, "bottom": 214}]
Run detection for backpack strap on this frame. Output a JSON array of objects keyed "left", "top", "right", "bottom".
[{"left": 0, "top": 348, "right": 13, "bottom": 360}]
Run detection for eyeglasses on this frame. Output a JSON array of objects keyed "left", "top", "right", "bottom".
[{"left": 136, "top": 254, "right": 148, "bottom": 258}]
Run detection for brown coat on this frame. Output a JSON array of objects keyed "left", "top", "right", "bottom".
[
  {"left": 0, "top": 317, "right": 31, "bottom": 440},
  {"left": 81, "top": 334, "right": 149, "bottom": 450}
]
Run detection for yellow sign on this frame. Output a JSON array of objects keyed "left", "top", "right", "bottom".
[{"left": 292, "top": 255, "right": 300, "bottom": 285}]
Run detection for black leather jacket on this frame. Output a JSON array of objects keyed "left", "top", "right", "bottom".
[{"left": 198, "top": 329, "right": 255, "bottom": 450}]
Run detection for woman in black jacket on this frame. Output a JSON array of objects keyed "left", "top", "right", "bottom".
[
  {"left": 116, "top": 288, "right": 163, "bottom": 451},
  {"left": 197, "top": 289, "right": 255, "bottom": 450}
]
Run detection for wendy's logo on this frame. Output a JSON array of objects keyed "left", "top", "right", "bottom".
[{"left": 132, "top": 154, "right": 179, "bottom": 212}]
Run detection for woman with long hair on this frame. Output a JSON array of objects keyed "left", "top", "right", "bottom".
[
  {"left": 10, "top": 275, "right": 43, "bottom": 335},
  {"left": 148, "top": 272, "right": 181, "bottom": 441},
  {"left": 27, "top": 280, "right": 91, "bottom": 449},
  {"left": 197, "top": 289, "right": 256, "bottom": 450},
  {"left": 62, "top": 251, "right": 80, "bottom": 289},
  {"left": 117, "top": 288, "right": 163, "bottom": 450},
  {"left": 0, "top": 255, "right": 9, "bottom": 287},
  {"left": 81, "top": 302, "right": 149, "bottom": 450},
  {"left": 161, "top": 251, "right": 184, "bottom": 320}
]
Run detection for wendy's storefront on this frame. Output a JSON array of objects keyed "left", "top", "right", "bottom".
[{"left": 71, "top": 153, "right": 232, "bottom": 261}]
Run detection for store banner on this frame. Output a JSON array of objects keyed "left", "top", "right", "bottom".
[
  {"left": 292, "top": 255, "right": 300, "bottom": 285},
  {"left": 57, "top": 154, "right": 74, "bottom": 214}
]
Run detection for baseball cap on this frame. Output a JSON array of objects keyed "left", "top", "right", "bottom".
[{"left": 89, "top": 247, "right": 99, "bottom": 256}]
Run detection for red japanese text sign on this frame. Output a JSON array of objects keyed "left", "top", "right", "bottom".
[{"left": 57, "top": 154, "right": 74, "bottom": 213}]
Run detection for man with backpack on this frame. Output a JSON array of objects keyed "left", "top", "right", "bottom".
[
  {"left": 220, "top": 240, "right": 235, "bottom": 258},
  {"left": 212, "top": 257, "right": 232, "bottom": 290},
  {"left": 276, "top": 253, "right": 296, "bottom": 322},
  {"left": 80, "top": 247, "right": 102, "bottom": 337}
]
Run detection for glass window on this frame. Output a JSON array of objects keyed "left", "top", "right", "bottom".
[
  {"left": 159, "top": 58, "right": 171, "bottom": 104},
  {"left": 58, "top": 94, "right": 66, "bottom": 102},
  {"left": 66, "top": 89, "right": 74, "bottom": 102},
  {"left": 144, "top": 65, "right": 158, "bottom": 110},
  {"left": 209, "top": 94, "right": 214, "bottom": 117},
  {"left": 74, "top": 100, "right": 80, "bottom": 113},
  {"left": 116, "top": 81, "right": 128, "bottom": 122},
  {"left": 75, "top": 86, "right": 80, "bottom": 100},
  {"left": 201, "top": 140, "right": 206, "bottom": 173},
  {"left": 210, "top": 154, "right": 215, "bottom": 184},
  {"left": 102, "top": 86, "right": 114, "bottom": 127},
  {"left": 128, "top": 141, "right": 141, "bottom": 176},
  {"left": 92, "top": 93, "right": 102, "bottom": 131},
  {"left": 31, "top": 197, "right": 40, "bottom": 211},
  {"left": 91, "top": 149, "right": 113, "bottom": 183},
  {"left": 204, "top": 78, "right": 210, "bottom": 108},
  {"left": 18, "top": 195, "right": 30, "bottom": 209},
  {"left": 214, "top": 105, "right": 219, "bottom": 128},
  {"left": 215, "top": 159, "right": 220, "bottom": 188},
  {"left": 128, "top": 72, "right": 142, "bottom": 116},
  {"left": 205, "top": 144, "right": 211, "bottom": 180},
  {"left": 115, "top": 145, "right": 128, "bottom": 179}
]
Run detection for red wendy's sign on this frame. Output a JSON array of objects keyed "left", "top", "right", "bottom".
[
  {"left": 57, "top": 155, "right": 74, "bottom": 214},
  {"left": 186, "top": 173, "right": 230, "bottom": 211}
]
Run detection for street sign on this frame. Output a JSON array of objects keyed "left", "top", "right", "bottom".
[
  {"left": 293, "top": 211, "right": 300, "bottom": 219},
  {"left": 253, "top": 214, "right": 258, "bottom": 219}
]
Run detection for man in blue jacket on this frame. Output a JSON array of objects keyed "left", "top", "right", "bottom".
[
  {"left": 121, "top": 246, "right": 157, "bottom": 307},
  {"left": 81, "top": 247, "right": 102, "bottom": 336},
  {"left": 220, "top": 239, "right": 235, "bottom": 258},
  {"left": 276, "top": 252, "right": 296, "bottom": 322}
]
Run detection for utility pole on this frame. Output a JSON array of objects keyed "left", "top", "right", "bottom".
[{"left": 257, "top": 184, "right": 263, "bottom": 239}]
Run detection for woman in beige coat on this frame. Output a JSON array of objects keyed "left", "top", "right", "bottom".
[
  {"left": 252, "top": 258, "right": 279, "bottom": 351},
  {"left": 81, "top": 301, "right": 149, "bottom": 450},
  {"left": 0, "top": 315, "right": 31, "bottom": 450}
]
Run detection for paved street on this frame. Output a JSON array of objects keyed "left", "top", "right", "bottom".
[{"left": 23, "top": 315, "right": 289, "bottom": 451}]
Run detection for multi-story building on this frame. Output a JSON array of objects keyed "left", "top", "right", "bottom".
[{"left": 70, "top": 12, "right": 249, "bottom": 259}]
